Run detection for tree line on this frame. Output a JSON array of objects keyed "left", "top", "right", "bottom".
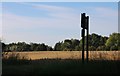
[{"left": 1, "top": 33, "right": 120, "bottom": 52}]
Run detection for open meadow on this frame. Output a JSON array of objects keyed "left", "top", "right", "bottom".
[
  {"left": 3, "top": 51, "right": 120, "bottom": 60},
  {"left": 2, "top": 51, "right": 120, "bottom": 76}
]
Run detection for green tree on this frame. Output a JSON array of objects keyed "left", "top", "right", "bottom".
[
  {"left": 16, "top": 42, "right": 29, "bottom": 51},
  {"left": 54, "top": 42, "right": 62, "bottom": 51},
  {"left": 96, "top": 46, "right": 106, "bottom": 51},
  {"left": 62, "top": 39, "right": 72, "bottom": 51},
  {"left": 7, "top": 43, "right": 17, "bottom": 51},
  {"left": 71, "top": 39, "right": 80, "bottom": 50},
  {"left": 80, "top": 33, "right": 108, "bottom": 51},
  {"left": 39, "top": 43, "right": 47, "bottom": 51},
  {"left": 46, "top": 46, "right": 53, "bottom": 51},
  {"left": 2, "top": 43, "right": 6, "bottom": 52},
  {"left": 105, "top": 33, "right": 120, "bottom": 51},
  {"left": 30, "top": 43, "right": 38, "bottom": 51},
  {"left": 89, "top": 46, "right": 96, "bottom": 51},
  {"left": 54, "top": 39, "right": 80, "bottom": 51},
  {"left": 75, "top": 45, "right": 82, "bottom": 51}
]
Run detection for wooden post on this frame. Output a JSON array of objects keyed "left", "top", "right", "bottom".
[
  {"left": 81, "top": 13, "right": 86, "bottom": 63},
  {"left": 81, "top": 13, "right": 89, "bottom": 63},
  {"left": 82, "top": 29, "right": 85, "bottom": 63},
  {"left": 86, "top": 16, "right": 89, "bottom": 62}
]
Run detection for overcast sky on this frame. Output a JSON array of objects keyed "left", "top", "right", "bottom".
[{"left": 1, "top": 2, "right": 118, "bottom": 47}]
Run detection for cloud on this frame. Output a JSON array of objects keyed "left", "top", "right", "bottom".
[
  {"left": 33, "top": 4, "right": 73, "bottom": 12},
  {"left": 2, "top": 7, "right": 80, "bottom": 46},
  {"left": 94, "top": 7, "right": 117, "bottom": 17},
  {"left": 88, "top": 7, "right": 118, "bottom": 36},
  {"left": 2, "top": 12, "right": 79, "bottom": 31},
  {"left": 2, "top": 3, "right": 118, "bottom": 46},
  {"left": 2, "top": 3, "right": 80, "bottom": 31},
  {"left": 19, "top": 2, "right": 74, "bottom": 13}
]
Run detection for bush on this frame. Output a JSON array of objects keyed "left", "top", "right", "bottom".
[
  {"left": 89, "top": 46, "right": 96, "bottom": 51},
  {"left": 118, "top": 47, "right": 120, "bottom": 51},
  {"left": 2, "top": 52, "right": 31, "bottom": 65},
  {"left": 96, "top": 46, "right": 106, "bottom": 51},
  {"left": 110, "top": 46, "right": 118, "bottom": 51}
]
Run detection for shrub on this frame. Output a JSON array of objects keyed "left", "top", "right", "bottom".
[
  {"left": 89, "top": 46, "right": 96, "bottom": 51},
  {"left": 96, "top": 46, "right": 106, "bottom": 51},
  {"left": 2, "top": 52, "right": 31, "bottom": 65}
]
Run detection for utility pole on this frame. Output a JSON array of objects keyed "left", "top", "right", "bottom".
[
  {"left": 82, "top": 28, "right": 85, "bottom": 63},
  {"left": 81, "top": 13, "right": 89, "bottom": 63},
  {"left": 86, "top": 16, "right": 89, "bottom": 62}
]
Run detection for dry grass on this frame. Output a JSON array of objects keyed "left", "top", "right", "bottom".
[
  {"left": 2, "top": 51, "right": 120, "bottom": 60},
  {"left": 89, "top": 51, "right": 120, "bottom": 60}
]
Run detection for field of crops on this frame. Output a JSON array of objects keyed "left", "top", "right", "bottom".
[
  {"left": 3, "top": 51, "right": 120, "bottom": 60},
  {"left": 2, "top": 51, "right": 120, "bottom": 75}
]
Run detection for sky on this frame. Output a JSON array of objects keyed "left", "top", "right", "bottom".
[{"left": 0, "top": 2, "right": 118, "bottom": 47}]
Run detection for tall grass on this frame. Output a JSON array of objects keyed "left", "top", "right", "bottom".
[
  {"left": 3, "top": 51, "right": 120, "bottom": 60},
  {"left": 2, "top": 51, "right": 120, "bottom": 76},
  {"left": 2, "top": 52, "right": 31, "bottom": 65},
  {"left": 2, "top": 59, "right": 120, "bottom": 76}
]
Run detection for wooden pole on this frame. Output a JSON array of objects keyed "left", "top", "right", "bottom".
[
  {"left": 86, "top": 16, "right": 89, "bottom": 62},
  {"left": 82, "top": 28, "right": 85, "bottom": 63}
]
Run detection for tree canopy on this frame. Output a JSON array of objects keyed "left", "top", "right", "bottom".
[
  {"left": 2, "top": 42, "right": 53, "bottom": 52},
  {"left": 105, "top": 33, "right": 120, "bottom": 50},
  {"left": 2, "top": 33, "right": 120, "bottom": 51}
]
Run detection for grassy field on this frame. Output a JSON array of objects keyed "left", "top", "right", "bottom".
[
  {"left": 2, "top": 59, "right": 120, "bottom": 76},
  {"left": 2, "top": 51, "right": 120, "bottom": 76},
  {"left": 3, "top": 51, "right": 120, "bottom": 60}
]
